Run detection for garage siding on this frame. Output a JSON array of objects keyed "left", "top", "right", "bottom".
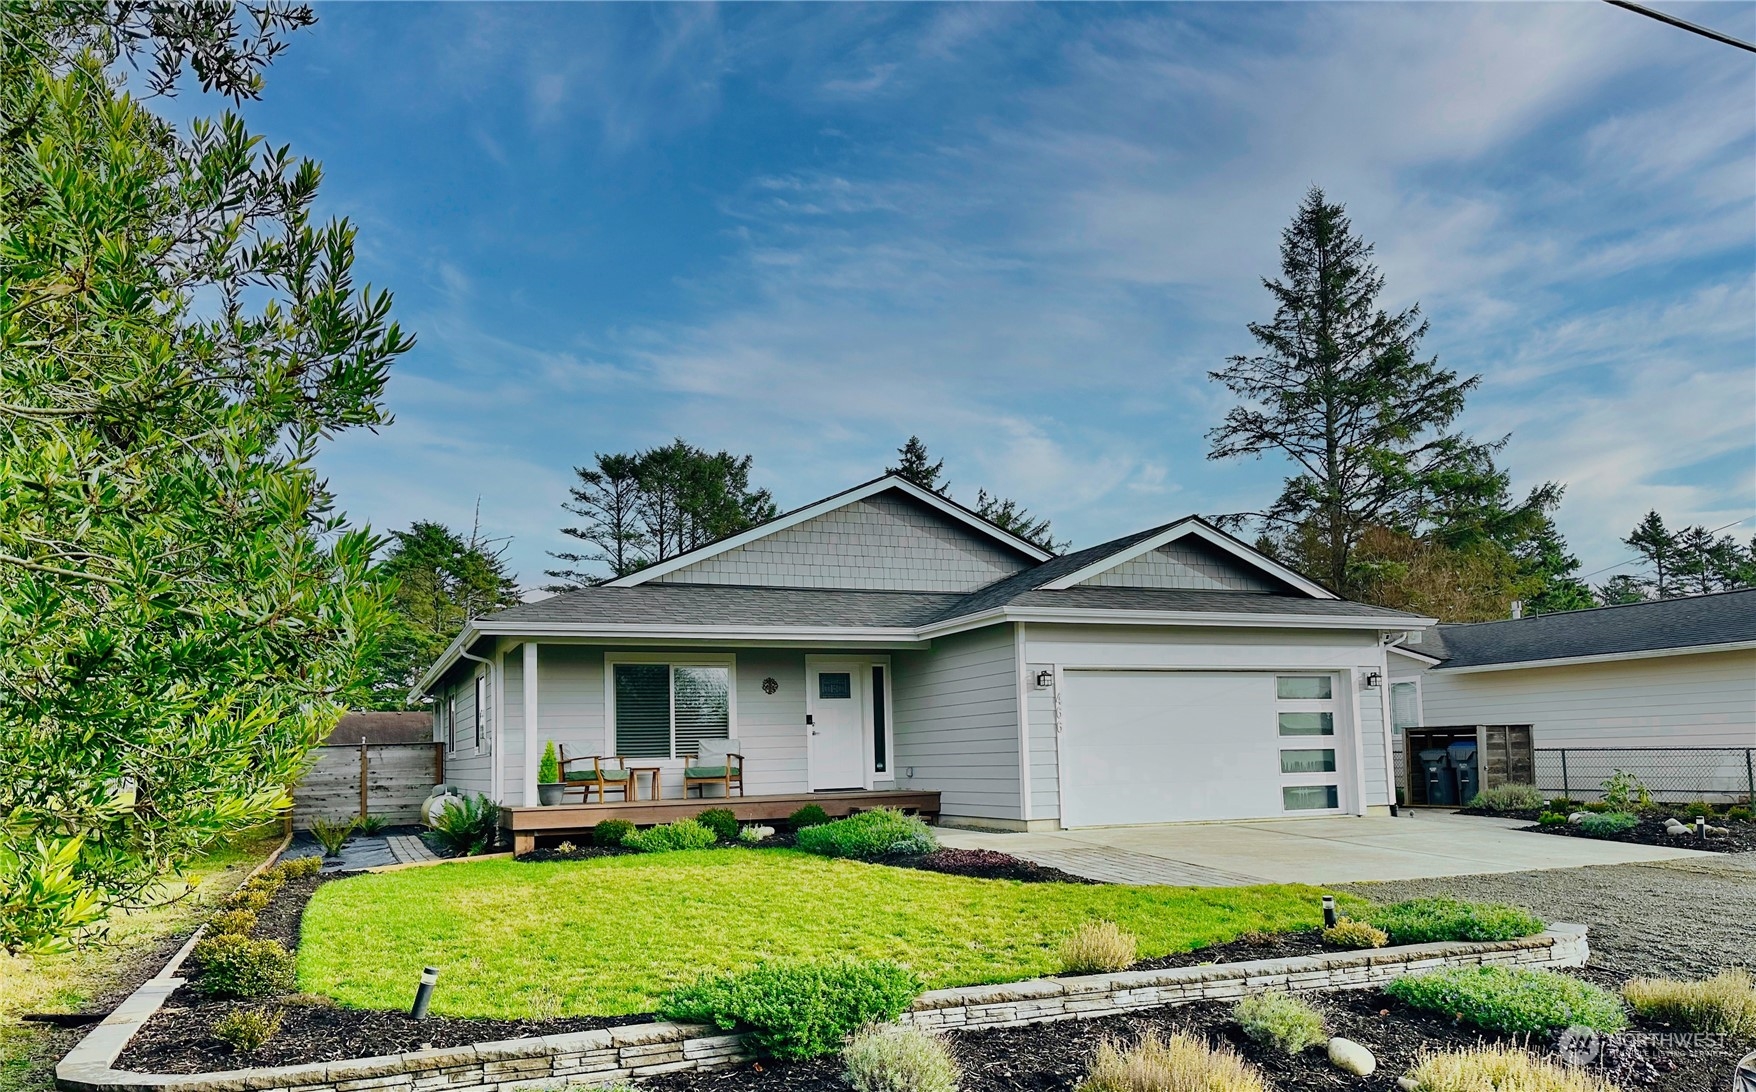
[
  {"left": 1025, "top": 663, "right": 1059, "bottom": 822},
  {"left": 893, "top": 624, "right": 1022, "bottom": 821}
]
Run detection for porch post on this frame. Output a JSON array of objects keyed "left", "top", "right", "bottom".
[{"left": 523, "top": 641, "right": 540, "bottom": 807}]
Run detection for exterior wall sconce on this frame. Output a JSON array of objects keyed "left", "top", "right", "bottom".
[
  {"left": 1363, "top": 671, "right": 1382, "bottom": 689},
  {"left": 1034, "top": 670, "right": 1055, "bottom": 689}
]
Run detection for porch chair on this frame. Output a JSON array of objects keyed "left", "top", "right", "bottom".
[
  {"left": 557, "top": 746, "right": 631, "bottom": 804},
  {"left": 684, "top": 739, "right": 745, "bottom": 799}
]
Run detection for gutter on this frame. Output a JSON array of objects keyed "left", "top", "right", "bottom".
[{"left": 1432, "top": 639, "right": 1756, "bottom": 674}]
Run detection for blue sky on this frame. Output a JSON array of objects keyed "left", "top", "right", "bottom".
[{"left": 210, "top": 1, "right": 1753, "bottom": 590}]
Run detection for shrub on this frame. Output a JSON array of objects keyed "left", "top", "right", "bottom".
[
  {"left": 842, "top": 1023, "right": 959, "bottom": 1092},
  {"left": 1060, "top": 921, "right": 1139, "bottom": 974},
  {"left": 696, "top": 808, "right": 740, "bottom": 843},
  {"left": 1321, "top": 920, "right": 1387, "bottom": 949},
  {"left": 244, "top": 870, "right": 284, "bottom": 895},
  {"left": 308, "top": 818, "right": 355, "bottom": 857},
  {"left": 430, "top": 794, "right": 502, "bottom": 856},
  {"left": 1537, "top": 811, "right": 1567, "bottom": 826},
  {"left": 208, "top": 909, "right": 257, "bottom": 937},
  {"left": 1367, "top": 897, "right": 1544, "bottom": 944},
  {"left": 625, "top": 818, "right": 718, "bottom": 853},
  {"left": 1385, "top": 966, "right": 1627, "bottom": 1035},
  {"left": 593, "top": 819, "right": 634, "bottom": 847},
  {"left": 1600, "top": 770, "right": 1650, "bottom": 812},
  {"left": 1623, "top": 968, "right": 1756, "bottom": 1035},
  {"left": 1468, "top": 783, "right": 1544, "bottom": 813},
  {"left": 1405, "top": 1046, "right": 1621, "bottom": 1092},
  {"left": 790, "top": 803, "right": 831, "bottom": 829},
  {"left": 738, "top": 824, "right": 773, "bottom": 845},
  {"left": 1546, "top": 796, "right": 1578, "bottom": 811},
  {"left": 268, "top": 856, "right": 323, "bottom": 879},
  {"left": 1682, "top": 800, "right": 1718, "bottom": 818},
  {"left": 538, "top": 740, "right": 561, "bottom": 784},
  {"left": 1730, "top": 806, "right": 1754, "bottom": 822},
  {"left": 354, "top": 814, "right": 387, "bottom": 836},
  {"left": 1078, "top": 1031, "right": 1265, "bottom": 1092},
  {"left": 1577, "top": 811, "right": 1638, "bottom": 837},
  {"left": 223, "top": 887, "right": 271, "bottom": 913},
  {"left": 191, "top": 934, "right": 297, "bottom": 999},
  {"left": 661, "top": 959, "right": 923, "bottom": 1060},
  {"left": 1232, "top": 989, "right": 1326, "bottom": 1054},
  {"left": 211, "top": 1007, "right": 284, "bottom": 1053},
  {"left": 796, "top": 809, "right": 938, "bottom": 860}
]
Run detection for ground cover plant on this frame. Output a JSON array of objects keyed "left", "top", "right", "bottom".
[
  {"left": 795, "top": 809, "right": 937, "bottom": 860},
  {"left": 1466, "top": 783, "right": 1545, "bottom": 813},
  {"left": 1367, "top": 897, "right": 1544, "bottom": 944},
  {"left": 661, "top": 959, "right": 921, "bottom": 1059},
  {"left": 1577, "top": 812, "right": 1638, "bottom": 837},
  {"left": 842, "top": 1023, "right": 959, "bottom": 1092},
  {"left": 1404, "top": 1046, "right": 1622, "bottom": 1092},
  {"left": 1623, "top": 968, "right": 1756, "bottom": 1036},
  {"left": 296, "top": 849, "right": 1353, "bottom": 1017},
  {"left": 625, "top": 819, "right": 718, "bottom": 853},
  {"left": 1232, "top": 989, "right": 1326, "bottom": 1054},
  {"left": 1386, "top": 965, "right": 1627, "bottom": 1035},
  {"left": 1320, "top": 920, "right": 1387, "bottom": 949}
]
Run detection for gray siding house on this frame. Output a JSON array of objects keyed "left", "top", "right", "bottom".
[{"left": 415, "top": 475, "right": 1432, "bottom": 829}]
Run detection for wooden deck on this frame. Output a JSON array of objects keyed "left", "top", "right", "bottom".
[{"left": 502, "top": 789, "right": 942, "bottom": 854}]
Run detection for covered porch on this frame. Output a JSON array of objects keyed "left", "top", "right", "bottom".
[{"left": 503, "top": 788, "right": 942, "bottom": 854}]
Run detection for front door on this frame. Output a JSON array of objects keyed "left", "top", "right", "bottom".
[{"left": 809, "top": 662, "right": 867, "bottom": 790}]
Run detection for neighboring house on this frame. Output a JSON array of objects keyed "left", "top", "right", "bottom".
[
  {"left": 1387, "top": 590, "right": 1756, "bottom": 796},
  {"left": 413, "top": 475, "right": 1432, "bottom": 830}
]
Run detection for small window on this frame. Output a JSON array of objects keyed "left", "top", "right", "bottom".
[
  {"left": 871, "top": 666, "right": 887, "bottom": 774},
  {"left": 1283, "top": 785, "right": 1339, "bottom": 811},
  {"left": 474, "top": 674, "right": 488, "bottom": 750},
  {"left": 1276, "top": 676, "right": 1332, "bottom": 700},
  {"left": 1280, "top": 749, "right": 1337, "bottom": 774},
  {"left": 818, "top": 672, "right": 852, "bottom": 699},
  {"left": 1278, "top": 712, "right": 1334, "bottom": 737}
]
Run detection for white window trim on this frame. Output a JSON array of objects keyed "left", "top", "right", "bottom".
[
  {"left": 804, "top": 655, "right": 894, "bottom": 791},
  {"left": 1389, "top": 677, "right": 1423, "bottom": 734},
  {"left": 1275, "top": 674, "right": 1346, "bottom": 815},
  {"left": 603, "top": 652, "right": 738, "bottom": 763}
]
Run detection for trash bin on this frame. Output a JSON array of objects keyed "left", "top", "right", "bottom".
[
  {"left": 1449, "top": 740, "right": 1480, "bottom": 806},
  {"left": 1419, "top": 748, "right": 1455, "bottom": 806}
]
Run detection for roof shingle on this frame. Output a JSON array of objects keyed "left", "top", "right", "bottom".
[{"left": 1426, "top": 589, "right": 1756, "bottom": 669}]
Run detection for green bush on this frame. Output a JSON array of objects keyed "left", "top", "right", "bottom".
[
  {"left": 1367, "top": 897, "right": 1544, "bottom": 944},
  {"left": 1729, "top": 806, "right": 1753, "bottom": 822},
  {"left": 430, "top": 794, "right": 502, "bottom": 856},
  {"left": 354, "top": 815, "right": 387, "bottom": 836},
  {"left": 1537, "top": 811, "right": 1567, "bottom": 826},
  {"left": 308, "top": 818, "right": 355, "bottom": 857},
  {"left": 696, "top": 808, "right": 740, "bottom": 843},
  {"left": 267, "top": 856, "right": 323, "bottom": 880},
  {"left": 795, "top": 809, "right": 937, "bottom": 860},
  {"left": 1386, "top": 966, "right": 1627, "bottom": 1034},
  {"left": 191, "top": 934, "right": 297, "bottom": 999},
  {"left": 842, "top": 1023, "right": 959, "bottom": 1092},
  {"left": 1546, "top": 797, "right": 1578, "bottom": 812},
  {"left": 1682, "top": 800, "right": 1718, "bottom": 818},
  {"left": 223, "top": 887, "right": 271, "bottom": 913},
  {"left": 1468, "top": 783, "right": 1544, "bottom": 813},
  {"left": 1060, "top": 920, "right": 1138, "bottom": 974},
  {"left": 1232, "top": 989, "right": 1327, "bottom": 1054},
  {"left": 593, "top": 818, "right": 634, "bottom": 847},
  {"left": 1600, "top": 770, "right": 1650, "bottom": 812},
  {"left": 538, "top": 741, "right": 561, "bottom": 785},
  {"left": 244, "top": 870, "right": 284, "bottom": 896},
  {"left": 208, "top": 909, "right": 257, "bottom": 936},
  {"left": 625, "top": 818, "right": 718, "bottom": 853},
  {"left": 211, "top": 1006, "right": 283, "bottom": 1052},
  {"left": 1321, "top": 920, "right": 1387, "bottom": 949},
  {"left": 790, "top": 803, "right": 831, "bottom": 829},
  {"left": 1577, "top": 811, "right": 1638, "bottom": 837},
  {"left": 661, "top": 959, "right": 923, "bottom": 1060}
]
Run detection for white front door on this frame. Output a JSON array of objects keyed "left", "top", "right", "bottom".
[{"left": 809, "top": 662, "right": 867, "bottom": 790}]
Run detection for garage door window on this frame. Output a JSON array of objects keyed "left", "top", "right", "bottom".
[{"left": 1276, "top": 674, "right": 1341, "bottom": 813}]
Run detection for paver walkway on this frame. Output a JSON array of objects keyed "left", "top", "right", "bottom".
[
  {"left": 282, "top": 825, "right": 438, "bottom": 872},
  {"left": 937, "top": 810, "right": 1713, "bottom": 886}
]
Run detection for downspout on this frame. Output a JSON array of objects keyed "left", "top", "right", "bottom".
[
  {"left": 1379, "top": 633, "right": 1403, "bottom": 812},
  {"left": 1014, "top": 623, "right": 1032, "bottom": 828}
]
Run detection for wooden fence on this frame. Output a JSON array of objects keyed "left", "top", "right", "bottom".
[{"left": 290, "top": 741, "right": 444, "bottom": 827}]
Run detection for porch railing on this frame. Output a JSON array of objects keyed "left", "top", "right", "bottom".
[{"left": 1535, "top": 746, "right": 1756, "bottom": 803}]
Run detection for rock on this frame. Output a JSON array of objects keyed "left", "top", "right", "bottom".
[
  {"left": 1327, "top": 1036, "right": 1377, "bottom": 1077},
  {"left": 1396, "top": 1078, "right": 1421, "bottom": 1092},
  {"left": 1568, "top": 812, "right": 1589, "bottom": 825}
]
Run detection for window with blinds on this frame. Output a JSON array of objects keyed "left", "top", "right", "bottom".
[{"left": 613, "top": 662, "right": 731, "bottom": 759}]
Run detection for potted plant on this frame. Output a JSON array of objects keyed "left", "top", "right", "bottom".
[{"left": 537, "top": 741, "right": 565, "bottom": 806}]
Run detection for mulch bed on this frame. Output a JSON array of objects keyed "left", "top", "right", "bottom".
[
  {"left": 1104, "top": 928, "right": 1337, "bottom": 973},
  {"left": 884, "top": 848, "right": 1099, "bottom": 884},
  {"left": 1520, "top": 816, "right": 1756, "bottom": 853},
  {"left": 640, "top": 987, "right": 1743, "bottom": 1092}
]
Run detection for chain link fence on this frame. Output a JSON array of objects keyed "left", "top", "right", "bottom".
[{"left": 1535, "top": 747, "right": 1756, "bottom": 803}]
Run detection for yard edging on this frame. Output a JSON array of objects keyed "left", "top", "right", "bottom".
[{"left": 57, "top": 925, "right": 1588, "bottom": 1092}]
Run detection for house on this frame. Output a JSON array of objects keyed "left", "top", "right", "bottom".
[
  {"left": 1387, "top": 589, "right": 1756, "bottom": 799},
  {"left": 413, "top": 474, "right": 1432, "bottom": 832}
]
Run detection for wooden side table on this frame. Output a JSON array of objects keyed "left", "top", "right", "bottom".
[{"left": 627, "top": 766, "right": 663, "bottom": 801}]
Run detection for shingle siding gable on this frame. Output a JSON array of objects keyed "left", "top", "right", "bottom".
[
  {"left": 653, "top": 493, "right": 1034, "bottom": 592},
  {"left": 1076, "top": 539, "right": 1276, "bottom": 593}
]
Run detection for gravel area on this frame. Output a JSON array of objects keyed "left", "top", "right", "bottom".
[{"left": 1339, "top": 852, "right": 1756, "bottom": 980}]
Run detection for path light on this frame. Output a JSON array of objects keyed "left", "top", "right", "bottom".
[
  {"left": 411, "top": 966, "right": 438, "bottom": 1020},
  {"left": 1321, "top": 895, "right": 1338, "bottom": 929},
  {"left": 1697, "top": 816, "right": 1708, "bottom": 838}
]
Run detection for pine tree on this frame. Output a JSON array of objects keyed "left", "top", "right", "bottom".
[
  {"left": 373, "top": 517, "right": 521, "bottom": 705},
  {"left": 547, "top": 453, "right": 647, "bottom": 586},
  {"left": 887, "top": 436, "right": 947, "bottom": 493},
  {"left": 1208, "top": 187, "right": 1505, "bottom": 598},
  {"left": 975, "top": 489, "right": 1064, "bottom": 552},
  {"left": 1624, "top": 511, "right": 1678, "bottom": 599}
]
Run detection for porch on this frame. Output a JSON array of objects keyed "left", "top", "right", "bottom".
[{"left": 503, "top": 788, "right": 942, "bottom": 854}]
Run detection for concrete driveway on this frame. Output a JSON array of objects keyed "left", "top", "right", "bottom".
[{"left": 935, "top": 810, "right": 1714, "bottom": 886}]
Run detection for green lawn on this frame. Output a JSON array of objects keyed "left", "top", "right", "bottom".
[{"left": 298, "top": 848, "right": 1360, "bottom": 1018}]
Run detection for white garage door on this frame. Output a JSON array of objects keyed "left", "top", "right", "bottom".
[{"left": 1060, "top": 670, "right": 1345, "bottom": 827}]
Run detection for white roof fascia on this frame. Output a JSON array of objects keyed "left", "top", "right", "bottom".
[
  {"left": 919, "top": 605, "right": 1434, "bottom": 640},
  {"left": 1433, "top": 639, "right": 1756, "bottom": 675},
  {"left": 605, "top": 476, "right": 1053, "bottom": 588},
  {"left": 1039, "top": 520, "right": 1337, "bottom": 599},
  {"left": 411, "top": 622, "right": 482, "bottom": 701}
]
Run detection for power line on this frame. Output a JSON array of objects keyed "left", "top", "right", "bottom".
[
  {"left": 1579, "top": 515, "right": 1754, "bottom": 581},
  {"left": 1601, "top": 0, "right": 1756, "bottom": 53}
]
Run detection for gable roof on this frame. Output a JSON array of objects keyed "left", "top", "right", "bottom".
[
  {"left": 604, "top": 474, "right": 1054, "bottom": 587},
  {"left": 1423, "top": 588, "right": 1756, "bottom": 672},
  {"left": 1036, "top": 516, "right": 1336, "bottom": 599}
]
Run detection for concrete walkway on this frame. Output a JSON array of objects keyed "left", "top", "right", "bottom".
[{"left": 936, "top": 810, "right": 1714, "bottom": 886}]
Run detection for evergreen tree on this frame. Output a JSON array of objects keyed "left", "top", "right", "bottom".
[
  {"left": 975, "top": 489, "right": 1065, "bottom": 553},
  {"left": 887, "top": 436, "right": 948, "bottom": 493},
  {"left": 1596, "top": 574, "right": 1648, "bottom": 605},
  {"left": 1208, "top": 187, "right": 1507, "bottom": 598},
  {"left": 1624, "top": 511, "right": 1678, "bottom": 599},
  {"left": 547, "top": 453, "right": 647, "bottom": 585}
]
